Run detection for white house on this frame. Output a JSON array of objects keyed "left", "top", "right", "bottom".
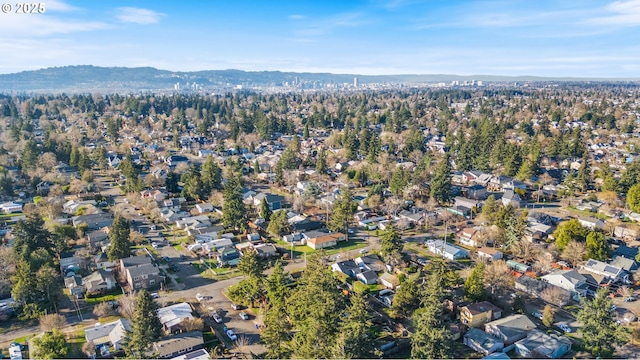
[
  {"left": 426, "top": 239, "right": 468, "bottom": 260},
  {"left": 0, "top": 202, "right": 22, "bottom": 214}
]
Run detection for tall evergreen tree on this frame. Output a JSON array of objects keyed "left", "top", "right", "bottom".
[
  {"left": 578, "top": 288, "right": 628, "bottom": 358},
  {"left": 464, "top": 262, "right": 486, "bottom": 301},
  {"left": 201, "top": 155, "right": 223, "bottom": 193},
  {"left": 125, "top": 290, "right": 163, "bottom": 358},
  {"left": 332, "top": 292, "right": 375, "bottom": 359},
  {"left": 328, "top": 187, "right": 357, "bottom": 236},
  {"left": 430, "top": 154, "right": 452, "bottom": 204},
  {"left": 260, "top": 197, "right": 272, "bottom": 221},
  {"left": 380, "top": 224, "right": 403, "bottom": 263},
  {"left": 107, "top": 216, "right": 131, "bottom": 261},
  {"left": 222, "top": 176, "right": 246, "bottom": 231}
]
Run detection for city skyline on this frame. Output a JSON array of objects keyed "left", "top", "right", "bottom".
[{"left": 2, "top": 0, "right": 640, "bottom": 77}]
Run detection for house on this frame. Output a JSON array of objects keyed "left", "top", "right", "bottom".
[
  {"left": 120, "top": 256, "right": 163, "bottom": 290},
  {"left": 577, "top": 216, "right": 605, "bottom": 230},
  {"left": 356, "top": 270, "right": 378, "bottom": 285},
  {"left": 217, "top": 247, "right": 240, "bottom": 266},
  {"left": 477, "top": 247, "right": 503, "bottom": 261},
  {"left": 464, "top": 328, "right": 504, "bottom": 355},
  {"left": 460, "top": 301, "right": 503, "bottom": 328},
  {"left": 94, "top": 252, "right": 116, "bottom": 270},
  {"left": 252, "top": 192, "right": 285, "bottom": 210},
  {"left": 331, "top": 260, "right": 361, "bottom": 277},
  {"left": 398, "top": 209, "right": 426, "bottom": 226},
  {"left": 541, "top": 270, "right": 588, "bottom": 298},
  {"left": 194, "top": 203, "right": 213, "bottom": 214},
  {"left": 467, "top": 184, "right": 488, "bottom": 200},
  {"left": 378, "top": 272, "right": 401, "bottom": 290},
  {"left": 64, "top": 275, "right": 84, "bottom": 298},
  {"left": 200, "top": 238, "right": 233, "bottom": 254},
  {"left": 158, "top": 302, "right": 195, "bottom": 334},
  {"left": 614, "top": 225, "right": 639, "bottom": 241},
  {"left": 454, "top": 196, "right": 482, "bottom": 212},
  {"left": 72, "top": 213, "right": 114, "bottom": 230},
  {"left": 485, "top": 315, "right": 536, "bottom": 345},
  {"left": 426, "top": 239, "right": 468, "bottom": 260},
  {"left": 458, "top": 227, "right": 482, "bottom": 247},
  {"left": 85, "top": 319, "right": 131, "bottom": 356},
  {"left": 87, "top": 229, "right": 109, "bottom": 248},
  {"left": 581, "top": 258, "right": 629, "bottom": 284},
  {"left": 610, "top": 255, "right": 639, "bottom": 272},
  {"left": 354, "top": 254, "right": 386, "bottom": 272},
  {"left": 283, "top": 232, "right": 304, "bottom": 245},
  {"left": 501, "top": 189, "right": 522, "bottom": 208},
  {"left": 515, "top": 275, "right": 573, "bottom": 301},
  {"left": 306, "top": 233, "right": 345, "bottom": 250},
  {"left": 254, "top": 243, "right": 277, "bottom": 257},
  {"left": 9, "top": 344, "right": 22, "bottom": 360},
  {"left": 141, "top": 189, "right": 167, "bottom": 202},
  {"left": 165, "top": 155, "right": 190, "bottom": 167},
  {"left": 169, "top": 349, "right": 210, "bottom": 360},
  {"left": 514, "top": 329, "right": 571, "bottom": 359},
  {"left": 0, "top": 202, "right": 22, "bottom": 214},
  {"left": 83, "top": 270, "right": 117, "bottom": 295},
  {"left": 152, "top": 331, "right": 204, "bottom": 359},
  {"left": 36, "top": 181, "right": 54, "bottom": 195},
  {"left": 60, "top": 252, "right": 83, "bottom": 276}
]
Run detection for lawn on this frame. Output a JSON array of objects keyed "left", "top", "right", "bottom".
[
  {"left": 85, "top": 289, "right": 124, "bottom": 304},
  {"left": 173, "top": 244, "right": 183, "bottom": 251},
  {"left": 275, "top": 237, "right": 367, "bottom": 258},
  {"left": 325, "top": 238, "right": 368, "bottom": 255}
]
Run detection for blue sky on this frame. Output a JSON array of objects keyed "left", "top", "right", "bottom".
[{"left": 2, "top": 0, "right": 640, "bottom": 77}]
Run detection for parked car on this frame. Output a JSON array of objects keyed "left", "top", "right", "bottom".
[
  {"left": 152, "top": 242, "right": 158, "bottom": 249},
  {"left": 226, "top": 329, "right": 238, "bottom": 341},
  {"left": 625, "top": 297, "right": 637, "bottom": 302},
  {"left": 610, "top": 304, "right": 617, "bottom": 312},
  {"left": 239, "top": 312, "right": 249, "bottom": 320},
  {"left": 231, "top": 303, "right": 241, "bottom": 310},
  {"left": 10, "top": 342, "right": 24, "bottom": 350},
  {"left": 196, "top": 293, "right": 205, "bottom": 302},
  {"left": 558, "top": 324, "right": 572, "bottom": 333},
  {"left": 532, "top": 312, "right": 543, "bottom": 320},
  {"left": 359, "top": 248, "right": 368, "bottom": 254},
  {"left": 213, "top": 313, "right": 223, "bottom": 323},
  {"left": 150, "top": 292, "right": 159, "bottom": 299},
  {"left": 164, "top": 256, "right": 171, "bottom": 262}
]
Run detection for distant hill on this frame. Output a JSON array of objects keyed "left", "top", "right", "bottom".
[{"left": 0, "top": 65, "right": 632, "bottom": 93}]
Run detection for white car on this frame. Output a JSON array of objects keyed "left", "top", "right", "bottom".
[
  {"left": 558, "top": 324, "right": 572, "bottom": 333},
  {"left": 213, "top": 313, "right": 223, "bottom": 324},
  {"left": 532, "top": 312, "right": 543, "bottom": 320},
  {"left": 239, "top": 312, "right": 249, "bottom": 320},
  {"left": 226, "top": 329, "right": 238, "bottom": 341},
  {"left": 196, "top": 293, "right": 205, "bottom": 302}
]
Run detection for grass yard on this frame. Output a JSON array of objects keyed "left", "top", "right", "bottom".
[
  {"left": 85, "top": 289, "right": 124, "bottom": 304},
  {"left": 275, "top": 237, "right": 367, "bottom": 258},
  {"left": 173, "top": 244, "right": 183, "bottom": 251},
  {"left": 325, "top": 238, "right": 368, "bottom": 255}
]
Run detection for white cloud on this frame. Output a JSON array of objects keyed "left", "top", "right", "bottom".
[
  {"left": 115, "top": 7, "right": 165, "bottom": 25},
  {"left": 0, "top": 14, "right": 108, "bottom": 37},
  {"left": 589, "top": 0, "right": 640, "bottom": 25},
  {"left": 45, "top": 0, "right": 82, "bottom": 12},
  {"left": 288, "top": 14, "right": 305, "bottom": 20}
]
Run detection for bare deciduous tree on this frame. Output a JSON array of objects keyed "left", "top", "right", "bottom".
[
  {"left": 93, "top": 302, "right": 117, "bottom": 318},
  {"left": 540, "top": 286, "right": 570, "bottom": 307},
  {"left": 118, "top": 292, "right": 137, "bottom": 319},
  {"left": 39, "top": 313, "right": 67, "bottom": 332},
  {"left": 181, "top": 318, "right": 204, "bottom": 332},
  {"left": 484, "top": 260, "right": 513, "bottom": 296},
  {"left": 561, "top": 240, "right": 586, "bottom": 267}
]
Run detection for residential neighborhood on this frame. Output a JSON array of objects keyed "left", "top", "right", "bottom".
[{"left": 2, "top": 82, "right": 640, "bottom": 359}]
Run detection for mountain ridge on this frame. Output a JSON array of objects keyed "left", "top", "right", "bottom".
[{"left": 0, "top": 65, "right": 637, "bottom": 93}]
